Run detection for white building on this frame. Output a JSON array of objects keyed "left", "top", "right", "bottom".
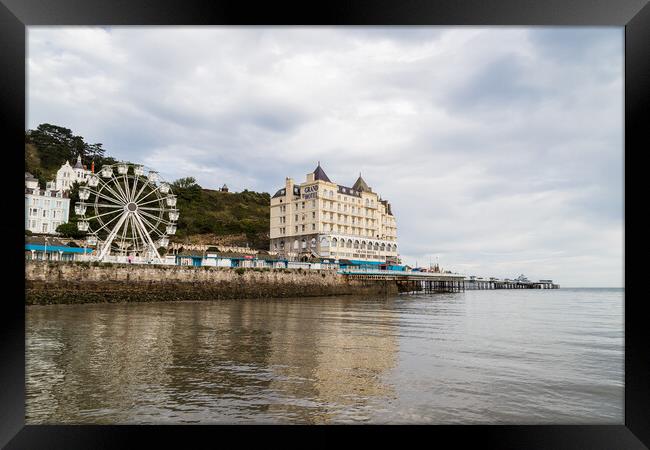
[
  {"left": 25, "top": 172, "right": 70, "bottom": 235},
  {"left": 269, "top": 163, "right": 399, "bottom": 263},
  {"left": 55, "top": 154, "right": 91, "bottom": 191}
]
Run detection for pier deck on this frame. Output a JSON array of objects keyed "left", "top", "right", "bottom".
[{"left": 339, "top": 269, "right": 559, "bottom": 293}]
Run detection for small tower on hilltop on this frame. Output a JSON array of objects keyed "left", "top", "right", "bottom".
[{"left": 220, "top": 184, "right": 229, "bottom": 193}]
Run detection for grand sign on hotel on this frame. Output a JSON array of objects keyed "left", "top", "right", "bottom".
[{"left": 302, "top": 184, "right": 319, "bottom": 199}]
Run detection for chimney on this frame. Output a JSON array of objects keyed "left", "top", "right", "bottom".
[
  {"left": 91, "top": 161, "right": 95, "bottom": 173},
  {"left": 285, "top": 177, "right": 294, "bottom": 197}
]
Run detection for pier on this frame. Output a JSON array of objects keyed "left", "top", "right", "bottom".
[
  {"left": 340, "top": 269, "right": 466, "bottom": 293},
  {"left": 339, "top": 269, "right": 559, "bottom": 293},
  {"left": 464, "top": 276, "right": 559, "bottom": 290}
]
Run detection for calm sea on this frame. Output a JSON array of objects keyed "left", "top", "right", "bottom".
[{"left": 26, "top": 288, "right": 624, "bottom": 424}]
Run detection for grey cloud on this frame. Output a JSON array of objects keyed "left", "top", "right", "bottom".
[{"left": 445, "top": 56, "right": 544, "bottom": 111}]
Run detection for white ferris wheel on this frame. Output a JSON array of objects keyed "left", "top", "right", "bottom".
[{"left": 75, "top": 162, "right": 179, "bottom": 263}]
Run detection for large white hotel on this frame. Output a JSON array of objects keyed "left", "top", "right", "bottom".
[{"left": 269, "top": 163, "right": 398, "bottom": 263}]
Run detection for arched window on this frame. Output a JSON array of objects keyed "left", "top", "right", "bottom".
[
  {"left": 332, "top": 238, "right": 338, "bottom": 247},
  {"left": 380, "top": 243, "right": 386, "bottom": 252},
  {"left": 301, "top": 239, "right": 307, "bottom": 249},
  {"left": 321, "top": 236, "right": 330, "bottom": 247},
  {"left": 346, "top": 239, "right": 352, "bottom": 248},
  {"left": 374, "top": 243, "right": 380, "bottom": 251},
  {"left": 311, "top": 238, "right": 317, "bottom": 248},
  {"left": 293, "top": 240, "right": 299, "bottom": 250},
  {"left": 353, "top": 240, "right": 360, "bottom": 249},
  {"left": 280, "top": 241, "right": 285, "bottom": 249}
]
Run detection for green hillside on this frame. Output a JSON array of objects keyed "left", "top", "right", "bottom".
[
  {"left": 25, "top": 124, "right": 271, "bottom": 249},
  {"left": 171, "top": 177, "right": 270, "bottom": 248}
]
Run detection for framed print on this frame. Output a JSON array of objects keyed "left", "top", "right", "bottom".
[{"left": 2, "top": 0, "right": 648, "bottom": 447}]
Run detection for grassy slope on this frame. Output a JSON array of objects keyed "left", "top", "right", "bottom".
[{"left": 174, "top": 188, "right": 270, "bottom": 249}]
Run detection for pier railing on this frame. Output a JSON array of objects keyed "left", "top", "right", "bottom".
[{"left": 338, "top": 268, "right": 465, "bottom": 279}]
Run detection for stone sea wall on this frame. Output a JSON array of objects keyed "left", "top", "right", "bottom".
[{"left": 25, "top": 261, "right": 396, "bottom": 305}]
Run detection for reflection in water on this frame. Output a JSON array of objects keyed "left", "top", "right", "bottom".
[
  {"left": 27, "top": 297, "right": 399, "bottom": 424},
  {"left": 26, "top": 289, "right": 623, "bottom": 424}
]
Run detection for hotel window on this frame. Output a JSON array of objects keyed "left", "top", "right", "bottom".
[
  {"left": 301, "top": 214, "right": 305, "bottom": 221},
  {"left": 312, "top": 224, "right": 316, "bottom": 231},
  {"left": 42, "top": 223, "right": 48, "bottom": 232},
  {"left": 301, "top": 225, "right": 305, "bottom": 232},
  {"left": 42, "top": 210, "right": 48, "bottom": 218},
  {"left": 295, "top": 214, "right": 298, "bottom": 221},
  {"left": 312, "top": 212, "right": 316, "bottom": 219},
  {"left": 301, "top": 202, "right": 305, "bottom": 209},
  {"left": 295, "top": 226, "right": 298, "bottom": 233}
]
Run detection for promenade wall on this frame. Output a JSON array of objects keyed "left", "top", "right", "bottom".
[{"left": 25, "top": 261, "right": 396, "bottom": 305}]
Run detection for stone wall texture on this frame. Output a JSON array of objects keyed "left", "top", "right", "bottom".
[{"left": 25, "top": 261, "right": 396, "bottom": 305}]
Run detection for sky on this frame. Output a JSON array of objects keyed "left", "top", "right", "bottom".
[{"left": 27, "top": 27, "right": 624, "bottom": 287}]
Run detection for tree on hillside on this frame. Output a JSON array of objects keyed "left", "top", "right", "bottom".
[
  {"left": 56, "top": 222, "right": 86, "bottom": 239},
  {"left": 173, "top": 177, "right": 201, "bottom": 189},
  {"left": 86, "top": 143, "right": 106, "bottom": 161},
  {"left": 25, "top": 123, "right": 115, "bottom": 175},
  {"left": 26, "top": 124, "right": 78, "bottom": 171},
  {"left": 172, "top": 177, "right": 202, "bottom": 201}
]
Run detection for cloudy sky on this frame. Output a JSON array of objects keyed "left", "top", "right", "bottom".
[{"left": 27, "top": 27, "right": 623, "bottom": 287}]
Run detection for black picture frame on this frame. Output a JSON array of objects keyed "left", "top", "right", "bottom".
[{"left": 2, "top": 0, "right": 647, "bottom": 447}]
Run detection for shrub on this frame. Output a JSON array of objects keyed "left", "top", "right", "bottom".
[
  {"left": 235, "top": 267, "right": 246, "bottom": 275},
  {"left": 56, "top": 222, "right": 86, "bottom": 239}
]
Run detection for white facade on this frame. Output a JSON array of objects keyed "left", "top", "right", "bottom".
[
  {"left": 25, "top": 172, "right": 70, "bottom": 235},
  {"left": 55, "top": 155, "right": 91, "bottom": 191},
  {"left": 269, "top": 164, "right": 399, "bottom": 262}
]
